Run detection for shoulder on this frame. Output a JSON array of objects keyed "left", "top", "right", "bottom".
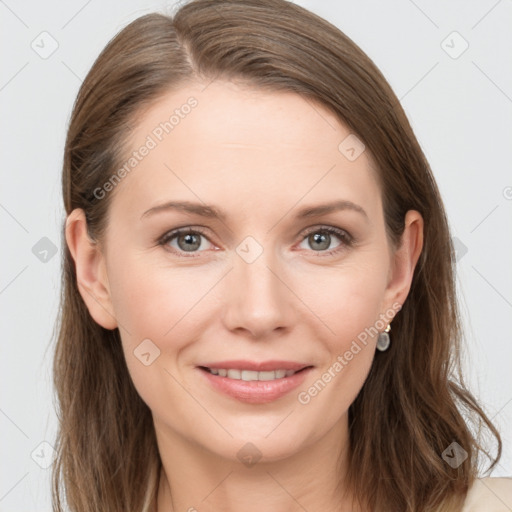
[{"left": 461, "top": 476, "right": 512, "bottom": 511}]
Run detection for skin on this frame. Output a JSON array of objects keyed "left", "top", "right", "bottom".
[{"left": 66, "top": 79, "right": 423, "bottom": 512}]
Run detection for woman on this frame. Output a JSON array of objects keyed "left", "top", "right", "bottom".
[{"left": 52, "top": 0, "right": 511, "bottom": 510}]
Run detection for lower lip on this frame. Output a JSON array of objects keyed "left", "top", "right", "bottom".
[{"left": 197, "top": 367, "right": 313, "bottom": 404}]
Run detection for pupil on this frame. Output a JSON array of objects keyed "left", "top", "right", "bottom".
[
  {"left": 311, "top": 232, "right": 329, "bottom": 251},
  {"left": 179, "top": 233, "right": 200, "bottom": 251}
]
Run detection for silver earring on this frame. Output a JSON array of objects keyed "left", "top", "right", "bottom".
[{"left": 376, "top": 324, "right": 391, "bottom": 352}]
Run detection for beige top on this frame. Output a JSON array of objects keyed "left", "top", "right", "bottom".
[{"left": 461, "top": 477, "right": 512, "bottom": 511}]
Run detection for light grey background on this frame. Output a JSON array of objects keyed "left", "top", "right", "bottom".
[{"left": 1, "top": 0, "right": 511, "bottom": 510}]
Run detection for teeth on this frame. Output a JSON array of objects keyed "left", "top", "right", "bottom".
[
  {"left": 259, "top": 371, "right": 277, "bottom": 381},
  {"left": 227, "top": 369, "right": 241, "bottom": 379},
  {"left": 207, "top": 368, "right": 300, "bottom": 380}
]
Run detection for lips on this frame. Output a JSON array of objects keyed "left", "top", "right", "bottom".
[
  {"left": 196, "top": 360, "right": 314, "bottom": 404},
  {"left": 198, "top": 360, "right": 310, "bottom": 372}
]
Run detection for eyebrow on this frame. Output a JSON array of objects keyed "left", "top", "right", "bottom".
[{"left": 140, "top": 199, "right": 368, "bottom": 221}]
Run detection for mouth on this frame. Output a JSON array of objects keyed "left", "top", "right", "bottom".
[
  {"left": 196, "top": 363, "right": 314, "bottom": 404},
  {"left": 198, "top": 366, "right": 312, "bottom": 381}
]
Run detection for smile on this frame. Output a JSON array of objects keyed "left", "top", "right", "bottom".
[
  {"left": 197, "top": 365, "right": 313, "bottom": 404},
  {"left": 203, "top": 367, "right": 303, "bottom": 380}
]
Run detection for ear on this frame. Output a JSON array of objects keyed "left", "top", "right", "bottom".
[
  {"left": 382, "top": 209, "right": 424, "bottom": 312},
  {"left": 65, "top": 208, "right": 118, "bottom": 330}
]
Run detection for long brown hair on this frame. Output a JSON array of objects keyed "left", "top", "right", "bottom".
[{"left": 52, "top": 1, "right": 502, "bottom": 511}]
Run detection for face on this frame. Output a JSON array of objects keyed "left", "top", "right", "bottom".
[{"left": 69, "top": 79, "right": 421, "bottom": 464}]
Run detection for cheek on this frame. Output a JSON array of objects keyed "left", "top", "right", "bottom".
[
  {"left": 106, "top": 254, "right": 223, "bottom": 354},
  {"left": 295, "top": 263, "right": 387, "bottom": 420},
  {"left": 107, "top": 248, "right": 197, "bottom": 323},
  {"left": 106, "top": 256, "right": 213, "bottom": 413},
  {"left": 108, "top": 262, "right": 174, "bottom": 341},
  {"left": 302, "top": 258, "right": 389, "bottom": 341}
]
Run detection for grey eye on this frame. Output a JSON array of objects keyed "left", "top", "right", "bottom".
[
  {"left": 175, "top": 232, "right": 203, "bottom": 252},
  {"left": 308, "top": 232, "right": 333, "bottom": 251},
  {"left": 299, "top": 230, "right": 343, "bottom": 252}
]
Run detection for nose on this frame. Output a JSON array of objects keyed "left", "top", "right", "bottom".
[{"left": 221, "top": 243, "right": 297, "bottom": 339}]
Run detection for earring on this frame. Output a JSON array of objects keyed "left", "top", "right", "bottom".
[{"left": 376, "top": 324, "right": 391, "bottom": 352}]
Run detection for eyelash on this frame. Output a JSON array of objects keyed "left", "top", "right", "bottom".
[{"left": 157, "top": 225, "right": 355, "bottom": 258}]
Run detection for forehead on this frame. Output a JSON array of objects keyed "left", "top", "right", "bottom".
[
  {"left": 131, "top": 79, "right": 353, "bottom": 154},
  {"left": 108, "top": 79, "right": 381, "bottom": 224}
]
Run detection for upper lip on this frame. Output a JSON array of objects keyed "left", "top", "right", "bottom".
[{"left": 198, "top": 360, "right": 312, "bottom": 372}]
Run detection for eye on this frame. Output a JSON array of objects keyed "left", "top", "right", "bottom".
[
  {"left": 298, "top": 226, "right": 354, "bottom": 256},
  {"left": 157, "top": 225, "right": 354, "bottom": 258},
  {"left": 158, "top": 227, "right": 216, "bottom": 257}
]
